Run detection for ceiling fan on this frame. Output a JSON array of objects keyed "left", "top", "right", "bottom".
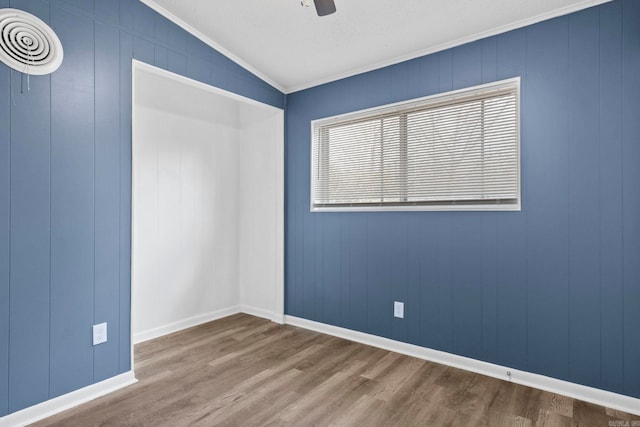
[{"left": 301, "top": 0, "right": 337, "bottom": 16}]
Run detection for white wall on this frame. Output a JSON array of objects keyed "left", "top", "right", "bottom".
[
  {"left": 237, "top": 116, "right": 284, "bottom": 318},
  {"left": 132, "top": 106, "right": 240, "bottom": 340},
  {"left": 132, "top": 63, "right": 283, "bottom": 343}
]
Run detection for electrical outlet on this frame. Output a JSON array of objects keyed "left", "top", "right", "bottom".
[
  {"left": 394, "top": 301, "right": 404, "bottom": 319},
  {"left": 93, "top": 322, "right": 107, "bottom": 346}
]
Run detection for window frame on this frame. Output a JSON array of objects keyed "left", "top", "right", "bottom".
[{"left": 309, "top": 77, "right": 521, "bottom": 212}]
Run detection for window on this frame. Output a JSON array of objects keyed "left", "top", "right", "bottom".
[{"left": 311, "top": 78, "right": 520, "bottom": 211}]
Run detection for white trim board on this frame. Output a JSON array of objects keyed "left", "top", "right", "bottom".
[
  {"left": 133, "top": 306, "right": 241, "bottom": 344},
  {"left": 0, "top": 371, "right": 137, "bottom": 427},
  {"left": 284, "top": 315, "right": 640, "bottom": 417}
]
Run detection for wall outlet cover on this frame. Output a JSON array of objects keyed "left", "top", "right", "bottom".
[
  {"left": 394, "top": 301, "right": 404, "bottom": 319},
  {"left": 93, "top": 322, "right": 107, "bottom": 346}
]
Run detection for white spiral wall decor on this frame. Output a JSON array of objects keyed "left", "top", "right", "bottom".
[{"left": 0, "top": 8, "right": 63, "bottom": 75}]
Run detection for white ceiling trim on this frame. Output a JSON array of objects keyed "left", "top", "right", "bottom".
[
  {"left": 141, "top": 0, "right": 611, "bottom": 94},
  {"left": 139, "top": 0, "right": 287, "bottom": 93}
]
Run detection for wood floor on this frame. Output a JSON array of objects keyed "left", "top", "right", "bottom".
[{"left": 32, "top": 314, "right": 639, "bottom": 427}]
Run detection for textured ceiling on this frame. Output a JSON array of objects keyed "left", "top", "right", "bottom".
[{"left": 142, "top": 0, "right": 610, "bottom": 93}]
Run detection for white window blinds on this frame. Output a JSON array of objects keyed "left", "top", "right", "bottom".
[{"left": 311, "top": 78, "right": 520, "bottom": 211}]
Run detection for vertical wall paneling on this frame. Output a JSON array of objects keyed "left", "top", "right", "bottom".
[
  {"left": 495, "top": 213, "right": 527, "bottom": 370},
  {"left": 7, "top": 0, "right": 53, "bottom": 415},
  {"left": 366, "top": 67, "right": 392, "bottom": 108},
  {"left": 0, "top": 0, "right": 284, "bottom": 416},
  {"left": 94, "top": 22, "right": 121, "bottom": 383},
  {"left": 418, "top": 216, "right": 439, "bottom": 348},
  {"left": 481, "top": 214, "right": 498, "bottom": 362},
  {"left": 322, "top": 215, "right": 341, "bottom": 324},
  {"left": 185, "top": 36, "right": 211, "bottom": 84},
  {"left": 366, "top": 214, "right": 392, "bottom": 337},
  {"left": 209, "top": 64, "right": 229, "bottom": 99},
  {"left": 417, "top": 53, "right": 439, "bottom": 100},
  {"left": 152, "top": 12, "right": 170, "bottom": 48},
  {"left": 49, "top": 5, "right": 96, "bottom": 398},
  {"left": 494, "top": 29, "right": 527, "bottom": 370},
  {"left": 390, "top": 61, "right": 409, "bottom": 103},
  {"left": 481, "top": 37, "right": 498, "bottom": 84},
  {"left": 164, "top": 11, "right": 187, "bottom": 54},
  {"left": 390, "top": 215, "right": 409, "bottom": 343},
  {"left": 291, "top": 104, "right": 306, "bottom": 319},
  {"left": 57, "top": 0, "right": 93, "bottom": 14},
  {"left": 525, "top": 17, "right": 571, "bottom": 380},
  {"left": 284, "top": 99, "right": 297, "bottom": 317},
  {"left": 154, "top": 45, "right": 168, "bottom": 70},
  {"left": 436, "top": 215, "right": 453, "bottom": 353},
  {"left": 621, "top": 0, "right": 640, "bottom": 398},
  {"left": 8, "top": 66, "right": 52, "bottom": 413},
  {"left": 568, "top": 7, "right": 601, "bottom": 388},
  {"left": 186, "top": 56, "right": 210, "bottom": 87},
  {"left": 120, "top": 0, "right": 154, "bottom": 40},
  {"left": 338, "top": 216, "right": 350, "bottom": 328},
  {"left": 480, "top": 37, "right": 499, "bottom": 364},
  {"left": 598, "top": 0, "right": 624, "bottom": 394},
  {"left": 452, "top": 42, "right": 482, "bottom": 88},
  {"left": 133, "top": 37, "right": 155, "bottom": 68},
  {"left": 118, "top": 30, "right": 133, "bottom": 374},
  {"left": 434, "top": 50, "right": 454, "bottom": 354},
  {"left": 300, "top": 93, "right": 315, "bottom": 320},
  {"left": 451, "top": 42, "right": 483, "bottom": 359},
  {"left": 94, "top": 0, "right": 118, "bottom": 27},
  {"left": 285, "top": 0, "right": 640, "bottom": 399},
  {"left": 349, "top": 218, "right": 368, "bottom": 333},
  {"left": 0, "top": 23, "right": 9, "bottom": 418},
  {"left": 415, "top": 55, "right": 441, "bottom": 349},
  {"left": 451, "top": 215, "right": 483, "bottom": 359},
  {"left": 314, "top": 214, "right": 324, "bottom": 324},
  {"left": 0, "top": 0, "right": 7, "bottom": 414},
  {"left": 403, "top": 215, "right": 421, "bottom": 346},
  {"left": 302, "top": 206, "right": 316, "bottom": 320}
]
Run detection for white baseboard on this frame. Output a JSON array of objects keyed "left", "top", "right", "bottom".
[
  {"left": 271, "top": 313, "right": 285, "bottom": 324},
  {"left": 134, "top": 305, "right": 286, "bottom": 344},
  {"left": 133, "top": 306, "right": 241, "bottom": 344},
  {"left": 0, "top": 371, "right": 137, "bottom": 427},
  {"left": 239, "top": 304, "right": 283, "bottom": 324},
  {"left": 284, "top": 315, "right": 640, "bottom": 417}
]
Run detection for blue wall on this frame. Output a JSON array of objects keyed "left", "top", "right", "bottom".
[
  {"left": 285, "top": 0, "right": 640, "bottom": 399},
  {"left": 0, "top": 0, "right": 284, "bottom": 417}
]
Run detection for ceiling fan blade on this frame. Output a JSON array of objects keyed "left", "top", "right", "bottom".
[{"left": 314, "top": 0, "right": 336, "bottom": 16}]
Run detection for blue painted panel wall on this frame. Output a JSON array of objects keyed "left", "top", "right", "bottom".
[
  {"left": 0, "top": 0, "right": 284, "bottom": 417},
  {"left": 284, "top": 0, "right": 640, "bottom": 399},
  {"left": 0, "top": 1, "right": 9, "bottom": 417}
]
